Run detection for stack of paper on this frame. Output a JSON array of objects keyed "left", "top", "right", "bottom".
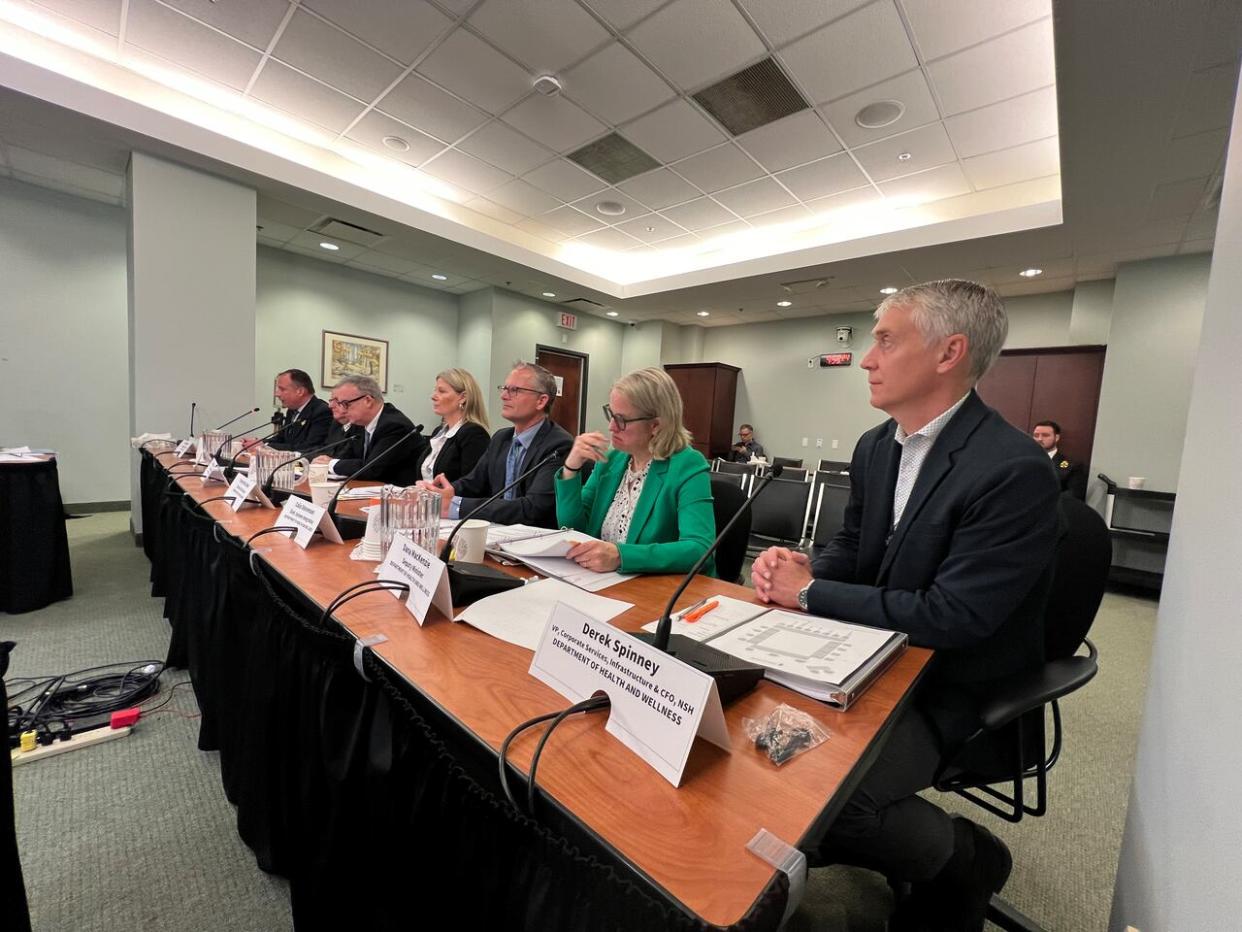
[
  {"left": 454, "top": 578, "right": 633, "bottom": 650},
  {"left": 497, "top": 530, "right": 633, "bottom": 592}
]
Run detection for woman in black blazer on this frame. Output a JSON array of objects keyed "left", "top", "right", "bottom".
[{"left": 415, "top": 368, "right": 491, "bottom": 483}]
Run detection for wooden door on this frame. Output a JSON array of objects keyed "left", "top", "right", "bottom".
[{"left": 535, "top": 346, "right": 588, "bottom": 436}]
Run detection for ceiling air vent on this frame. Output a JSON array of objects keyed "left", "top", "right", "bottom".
[
  {"left": 562, "top": 297, "right": 607, "bottom": 310},
  {"left": 568, "top": 133, "right": 660, "bottom": 185},
  {"left": 693, "top": 57, "right": 809, "bottom": 136},
  {"left": 309, "top": 218, "right": 385, "bottom": 248},
  {"left": 780, "top": 276, "right": 835, "bottom": 295}
]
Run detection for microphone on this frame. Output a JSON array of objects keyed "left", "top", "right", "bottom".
[
  {"left": 271, "top": 409, "right": 284, "bottom": 429},
  {"left": 635, "top": 464, "right": 787, "bottom": 703},
  {"left": 261, "top": 435, "right": 356, "bottom": 499},
  {"left": 212, "top": 406, "right": 262, "bottom": 433},
  {"left": 189, "top": 401, "right": 197, "bottom": 440},
  {"left": 213, "top": 416, "right": 276, "bottom": 464},
  {"left": 325, "top": 425, "right": 425, "bottom": 534},
  {"left": 220, "top": 418, "right": 306, "bottom": 479},
  {"left": 436, "top": 450, "right": 563, "bottom": 605}
]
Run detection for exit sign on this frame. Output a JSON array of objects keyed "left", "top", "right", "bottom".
[{"left": 557, "top": 311, "right": 578, "bottom": 330}]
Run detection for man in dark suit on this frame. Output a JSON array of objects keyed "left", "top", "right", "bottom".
[
  {"left": 754, "top": 280, "right": 1059, "bottom": 931},
  {"left": 268, "top": 368, "right": 332, "bottom": 452},
  {"left": 1032, "top": 420, "right": 1088, "bottom": 500},
  {"left": 323, "top": 401, "right": 359, "bottom": 459},
  {"left": 313, "top": 376, "right": 427, "bottom": 487},
  {"left": 420, "top": 362, "right": 572, "bottom": 527}
]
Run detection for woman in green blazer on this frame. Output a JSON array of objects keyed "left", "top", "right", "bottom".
[{"left": 556, "top": 367, "right": 715, "bottom": 575}]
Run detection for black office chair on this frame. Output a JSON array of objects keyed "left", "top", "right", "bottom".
[
  {"left": 747, "top": 477, "right": 814, "bottom": 554},
  {"left": 931, "top": 493, "right": 1112, "bottom": 931},
  {"left": 815, "top": 458, "right": 850, "bottom": 472},
  {"left": 709, "top": 478, "right": 751, "bottom": 584},
  {"left": 775, "top": 466, "right": 809, "bottom": 482},
  {"left": 772, "top": 455, "right": 804, "bottom": 469},
  {"left": 810, "top": 481, "right": 851, "bottom": 547},
  {"left": 713, "top": 459, "right": 754, "bottom": 478}
]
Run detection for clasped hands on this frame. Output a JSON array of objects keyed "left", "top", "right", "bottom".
[
  {"left": 752, "top": 546, "right": 815, "bottom": 608},
  {"left": 415, "top": 474, "right": 456, "bottom": 517}
]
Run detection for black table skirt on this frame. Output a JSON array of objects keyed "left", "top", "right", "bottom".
[
  {"left": 140, "top": 452, "right": 789, "bottom": 931},
  {"left": 0, "top": 459, "right": 72, "bottom": 614}
]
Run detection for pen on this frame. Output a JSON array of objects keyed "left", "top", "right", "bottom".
[
  {"left": 676, "top": 597, "right": 708, "bottom": 620},
  {"left": 684, "top": 599, "right": 719, "bottom": 623}
]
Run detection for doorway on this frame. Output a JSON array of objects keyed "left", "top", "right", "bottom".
[{"left": 535, "top": 345, "right": 588, "bottom": 436}]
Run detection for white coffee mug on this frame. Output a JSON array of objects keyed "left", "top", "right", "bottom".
[
  {"left": 454, "top": 519, "right": 490, "bottom": 563},
  {"left": 1127, "top": 476, "right": 1146, "bottom": 490},
  {"left": 310, "top": 480, "right": 341, "bottom": 507}
]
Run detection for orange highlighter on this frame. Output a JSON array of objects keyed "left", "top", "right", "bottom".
[{"left": 683, "top": 599, "right": 719, "bottom": 622}]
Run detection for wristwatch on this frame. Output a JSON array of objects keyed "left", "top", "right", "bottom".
[{"left": 797, "top": 581, "right": 812, "bottom": 612}]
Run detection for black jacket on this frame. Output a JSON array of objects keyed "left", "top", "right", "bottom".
[
  {"left": 452, "top": 418, "right": 573, "bottom": 527},
  {"left": 414, "top": 422, "right": 490, "bottom": 484},
  {"left": 331, "top": 403, "right": 428, "bottom": 487},
  {"left": 269, "top": 396, "right": 332, "bottom": 452}
]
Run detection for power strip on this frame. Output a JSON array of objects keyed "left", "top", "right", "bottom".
[{"left": 10, "top": 726, "right": 132, "bottom": 768}]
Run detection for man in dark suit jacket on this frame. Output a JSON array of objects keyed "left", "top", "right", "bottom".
[
  {"left": 754, "top": 281, "right": 1059, "bottom": 932},
  {"left": 314, "top": 376, "right": 427, "bottom": 487},
  {"left": 1032, "top": 420, "right": 1088, "bottom": 500},
  {"left": 268, "top": 369, "right": 332, "bottom": 452},
  {"left": 421, "top": 362, "right": 572, "bottom": 527}
]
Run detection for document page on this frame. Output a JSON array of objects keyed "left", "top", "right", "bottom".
[
  {"left": 455, "top": 578, "right": 633, "bottom": 650},
  {"left": 639, "top": 594, "right": 768, "bottom": 642}
]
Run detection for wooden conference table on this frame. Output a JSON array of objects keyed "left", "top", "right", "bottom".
[{"left": 147, "top": 449, "right": 930, "bottom": 929}]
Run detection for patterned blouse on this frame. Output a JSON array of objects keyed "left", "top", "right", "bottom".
[{"left": 599, "top": 459, "right": 651, "bottom": 544}]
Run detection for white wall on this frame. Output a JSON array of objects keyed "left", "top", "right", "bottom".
[
  {"left": 0, "top": 176, "right": 129, "bottom": 504},
  {"left": 1109, "top": 79, "right": 1242, "bottom": 930},
  {"left": 1003, "top": 290, "right": 1075, "bottom": 348},
  {"left": 255, "top": 246, "right": 459, "bottom": 430}
]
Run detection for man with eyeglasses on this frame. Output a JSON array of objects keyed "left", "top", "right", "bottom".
[
  {"left": 419, "top": 361, "right": 572, "bottom": 527},
  {"left": 313, "top": 375, "right": 427, "bottom": 486}
]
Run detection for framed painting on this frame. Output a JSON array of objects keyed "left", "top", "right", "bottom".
[{"left": 321, "top": 330, "right": 388, "bottom": 392}]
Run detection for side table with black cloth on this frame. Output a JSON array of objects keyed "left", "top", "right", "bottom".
[{"left": 0, "top": 459, "right": 72, "bottom": 614}]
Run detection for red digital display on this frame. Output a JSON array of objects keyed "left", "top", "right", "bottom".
[{"left": 819, "top": 353, "right": 853, "bottom": 367}]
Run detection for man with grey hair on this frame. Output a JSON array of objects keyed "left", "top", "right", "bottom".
[
  {"left": 420, "top": 361, "right": 572, "bottom": 527},
  {"left": 314, "top": 375, "right": 427, "bottom": 486},
  {"left": 753, "top": 279, "right": 1059, "bottom": 930}
]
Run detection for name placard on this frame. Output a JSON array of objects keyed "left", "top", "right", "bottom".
[
  {"left": 201, "top": 462, "right": 227, "bottom": 484},
  {"left": 225, "top": 473, "right": 257, "bottom": 511},
  {"left": 276, "top": 496, "right": 330, "bottom": 549},
  {"left": 377, "top": 536, "right": 453, "bottom": 625},
  {"left": 174, "top": 439, "right": 194, "bottom": 458},
  {"left": 530, "top": 603, "right": 729, "bottom": 787}
]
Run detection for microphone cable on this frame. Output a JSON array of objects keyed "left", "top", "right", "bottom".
[{"left": 497, "top": 694, "right": 611, "bottom": 815}]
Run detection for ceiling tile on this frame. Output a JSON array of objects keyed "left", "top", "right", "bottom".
[
  {"left": 617, "top": 167, "right": 702, "bottom": 210},
  {"left": 416, "top": 28, "right": 531, "bottom": 114},
  {"left": 272, "top": 8, "right": 402, "bottom": 102},
  {"left": 1160, "top": 129, "right": 1228, "bottom": 179},
  {"left": 853, "top": 122, "right": 956, "bottom": 182},
  {"left": 407, "top": 267, "right": 468, "bottom": 287},
  {"left": 877, "top": 163, "right": 972, "bottom": 204},
  {"left": 819, "top": 68, "right": 941, "bottom": 148},
  {"left": 711, "top": 177, "right": 797, "bottom": 217},
  {"left": 486, "top": 178, "right": 563, "bottom": 215},
  {"left": 344, "top": 110, "right": 445, "bottom": 164},
  {"left": 776, "top": 152, "right": 869, "bottom": 200},
  {"left": 562, "top": 42, "right": 675, "bottom": 125},
  {"left": 621, "top": 99, "right": 726, "bottom": 163},
  {"left": 420, "top": 147, "right": 514, "bottom": 195},
  {"left": 289, "top": 230, "right": 366, "bottom": 260},
  {"left": 347, "top": 250, "right": 424, "bottom": 275},
  {"left": 607, "top": 214, "right": 678, "bottom": 244},
  {"left": 253, "top": 219, "right": 302, "bottom": 242},
  {"left": 1172, "top": 62, "right": 1240, "bottom": 138},
  {"left": 737, "top": 0, "right": 870, "bottom": 47},
  {"left": 522, "top": 159, "right": 607, "bottom": 201},
  {"left": 157, "top": 0, "right": 290, "bottom": 49},
  {"left": 926, "top": 19, "right": 1054, "bottom": 116},
  {"left": 571, "top": 188, "right": 648, "bottom": 221},
  {"left": 779, "top": 1, "right": 917, "bottom": 105},
  {"left": 502, "top": 94, "right": 607, "bottom": 153},
  {"left": 302, "top": 0, "right": 452, "bottom": 65},
  {"left": 672, "top": 144, "right": 764, "bottom": 192},
  {"left": 540, "top": 205, "right": 607, "bottom": 236},
  {"left": 661, "top": 196, "right": 737, "bottom": 230},
  {"left": 749, "top": 202, "right": 812, "bottom": 228},
  {"left": 249, "top": 61, "right": 366, "bottom": 133},
  {"left": 574, "top": 227, "right": 643, "bottom": 251},
  {"left": 469, "top": 0, "right": 610, "bottom": 73},
  {"left": 459, "top": 121, "right": 553, "bottom": 176},
  {"left": 627, "top": 0, "right": 767, "bottom": 91},
  {"left": 903, "top": 0, "right": 1049, "bottom": 61},
  {"left": 28, "top": 0, "right": 122, "bottom": 35},
  {"left": 736, "top": 109, "right": 843, "bottom": 173},
  {"left": 803, "top": 185, "right": 884, "bottom": 215},
  {"left": 435, "top": 0, "right": 479, "bottom": 15},
  {"left": 589, "top": 0, "right": 666, "bottom": 31},
  {"left": 256, "top": 193, "right": 323, "bottom": 227},
  {"left": 125, "top": 0, "right": 261, "bottom": 92},
  {"left": 1183, "top": 210, "right": 1220, "bottom": 241},
  {"left": 944, "top": 85, "right": 1057, "bottom": 159},
  {"left": 376, "top": 73, "right": 487, "bottom": 143},
  {"left": 962, "top": 136, "right": 1059, "bottom": 190}
]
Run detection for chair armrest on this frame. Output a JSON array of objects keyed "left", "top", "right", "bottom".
[{"left": 978, "top": 656, "right": 1099, "bottom": 731}]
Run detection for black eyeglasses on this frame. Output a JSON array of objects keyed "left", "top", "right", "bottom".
[
  {"left": 329, "top": 395, "right": 367, "bottom": 409},
  {"left": 497, "top": 384, "right": 546, "bottom": 397},
  {"left": 603, "top": 404, "right": 655, "bottom": 430}
]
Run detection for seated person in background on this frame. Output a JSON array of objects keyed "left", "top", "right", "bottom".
[
  {"left": 268, "top": 368, "right": 332, "bottom": 452},
  {"left": 415, "top": 368, "right": 490, "bottom": 484},
  {"left": 752, "top": 280, "right": 1059, "bottom": 932},
  {"left": 420, "top": 362, "right": 571, "bottom": 528},
  {"left": 729, "top": 423, "right": 764, "bottom": 462},
  {"left": 556, "top": 367, "right": 715, "bottom": 575},
  {"left": 324, "top": 398, "right": 357, "bottom": 456},
  {"left": 314, "top": 376, "right": 427, "bottom": 486},
  {"left": 1032, "top": 420, "right": 1087, "bottom": 500}
]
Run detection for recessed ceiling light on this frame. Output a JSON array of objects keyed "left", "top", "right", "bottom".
[
  {"left": 896, "top": 152, "right": 912, "bottom": 161},
  {"left": 777, "top": 300, "right": 792, "bottom": 308},
  {"left": 696, "top": 310, "right": 710, "bottom": 317},
  {"left": 644, "top": 225, "right": 655, "bottom": 233},
  {"left": 382, "top": 135, "right": 410, "bottom": 152},
  {"left": 432, "top": 273, "right": 448, "bottom": 281},
  {"left": 1019, "top": 268, "right": 1043, "bottom": 278},
  {"left": 595, "top": 200, "right": 626, "bottom": 217},
  {"left": 606, "top": 310, "right": 619, "bottom": 317},
  {"left": 880, "top": 287, "right": 898, "bottom": 294},
  {"left": 855, "top": 99, "right": 905, "bottom": 129},
  {"left": 542, "top": 291, "right": 556, "bottom": 297},
  {"left": 319, "top": 242, "right": 339, "bottom": 251}
]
